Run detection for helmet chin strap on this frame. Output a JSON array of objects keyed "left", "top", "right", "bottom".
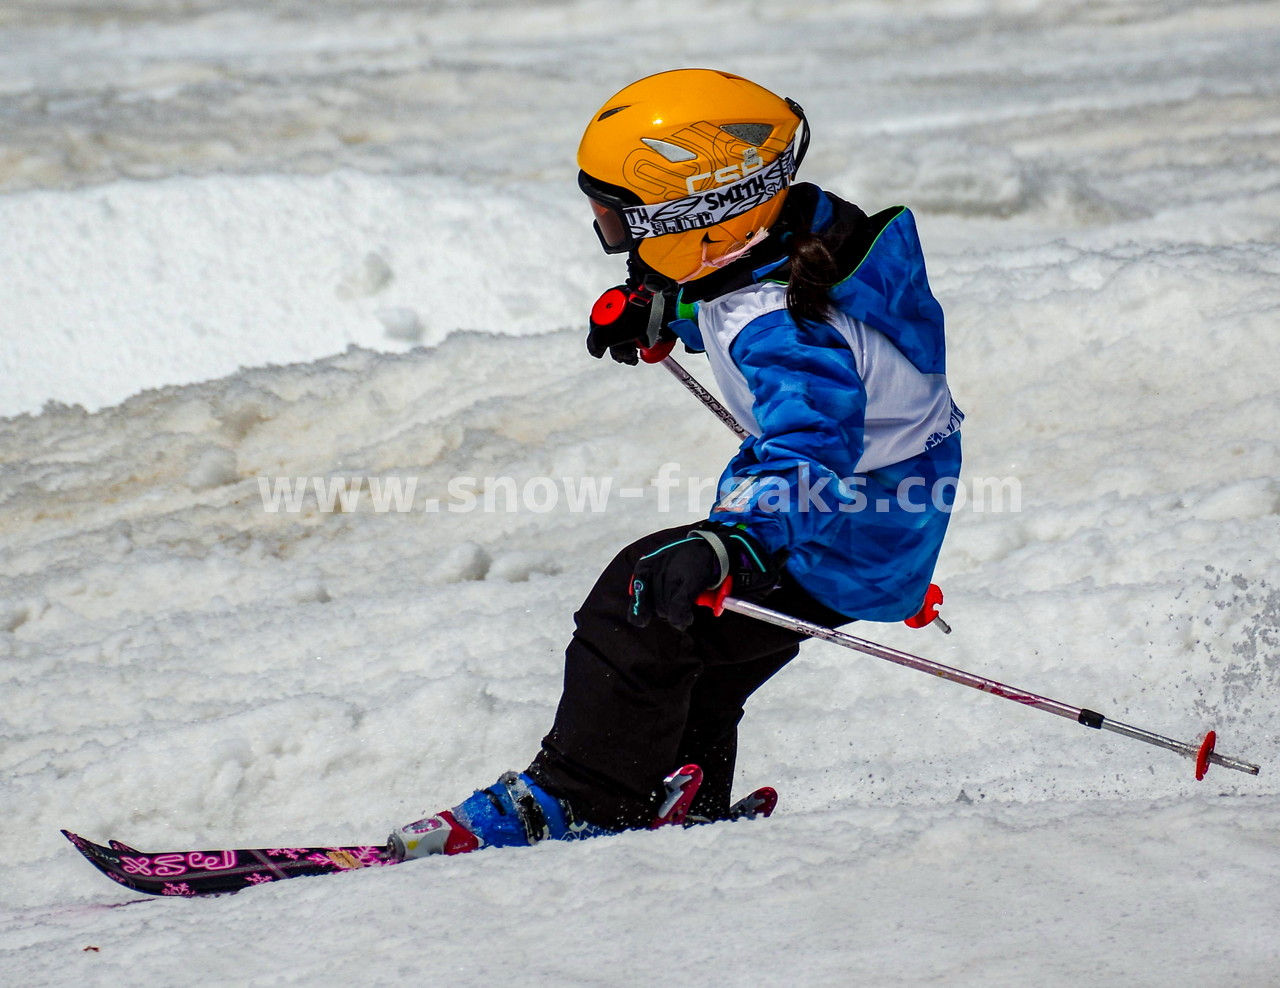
[{"left": 677, "top": 227, "right": 771, "bottom": 284}]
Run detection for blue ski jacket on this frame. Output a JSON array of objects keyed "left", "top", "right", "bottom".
[{"left": 668, "top": 187, "right": 963, "bottom": 621}]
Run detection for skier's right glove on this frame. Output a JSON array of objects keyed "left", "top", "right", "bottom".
[
  {"left": 587, "top": 282, "right": 674, "bottom": 365},
  {"left": 628, "top": 525, "right": 782, "bottom": 631}
]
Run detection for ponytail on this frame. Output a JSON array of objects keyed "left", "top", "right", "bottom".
[{"left": 785, "top": 232, "right": 839, "bottom": 326}]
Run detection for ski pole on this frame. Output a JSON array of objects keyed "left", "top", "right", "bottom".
[
  {"left": 696, "top": 581, "right": 1261, "bottom": 781},
  {"left": 640, "top": 339, "right": 749, "bottom": 440},
  {"left": 641, "top": 336, "right": 1259, "bottom": 780}
]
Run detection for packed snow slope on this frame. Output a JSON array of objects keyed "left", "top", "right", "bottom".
[{"left": 2, "top": 1, "right": 1280, "bottom": 985}]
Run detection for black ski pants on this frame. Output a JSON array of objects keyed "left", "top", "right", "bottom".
[{"left": 527, "top": 525, "right": 853, "bottom": 830}]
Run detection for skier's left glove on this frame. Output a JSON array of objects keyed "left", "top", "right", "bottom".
[{"left": 628, "top": 525, "right": 782, "bottom": 630}]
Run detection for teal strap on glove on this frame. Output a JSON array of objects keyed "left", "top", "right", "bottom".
[{"left": 628, "top": 526, "right": 781, "bottom": 630}]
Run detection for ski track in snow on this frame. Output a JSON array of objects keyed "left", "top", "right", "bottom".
[{"left": 2, "top": 1, "right": 1279, "bottom": 985}]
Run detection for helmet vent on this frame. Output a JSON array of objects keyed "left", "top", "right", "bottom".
[
  {"left": 720, "top": 123, "right": 772, "bottom": 146},
  {"left": 597, "top": 105, "right": 630, "bottom": 121},
  {"left": 641, "top": 138, "right": 697, "bottom": 163}
]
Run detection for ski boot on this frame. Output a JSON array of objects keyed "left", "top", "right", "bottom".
[
  {"left": 387, "top": 771, "right": 604, "bottom": 860},
  {"left": 387, "top": 764, "right": 704, "bottom": 861}
]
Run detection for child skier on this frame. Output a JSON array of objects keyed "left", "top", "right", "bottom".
[{"left": 390, "top": 68, "right": 962, "bottom": 858}]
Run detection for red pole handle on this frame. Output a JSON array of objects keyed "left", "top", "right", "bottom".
[
  {"left": 696, "top": 577, "right": 733, "bottom": 616},
  {"left": 639, "top": 339, "right": 676, "bottom": 363}
]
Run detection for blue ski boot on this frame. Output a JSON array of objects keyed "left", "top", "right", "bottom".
[
  {"left": 387, "top": 771, "right": 614, "bottom": 860},
  {"left": 387, "top": 764, "right": 704, "bottom": 860}
]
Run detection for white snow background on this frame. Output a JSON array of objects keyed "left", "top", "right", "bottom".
[{"left": 2, "top": 0, "right": 1280, "bottom": 984}]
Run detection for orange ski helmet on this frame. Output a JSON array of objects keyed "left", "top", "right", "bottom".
[{"left": 577, "top": 69, "right": 809, "bottom": 283}]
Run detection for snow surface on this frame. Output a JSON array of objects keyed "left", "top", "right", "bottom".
[{"left": 2, "top": 0, "right": 1280, "bottom": 985}]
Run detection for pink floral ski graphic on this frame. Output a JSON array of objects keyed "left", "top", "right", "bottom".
[{"left": 61, "top": 830, "right": 399, "bottom": 897}]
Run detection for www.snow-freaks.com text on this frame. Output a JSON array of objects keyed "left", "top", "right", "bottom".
[{"left": 256, "top": 465, "right": 1021, "bottom": 516}]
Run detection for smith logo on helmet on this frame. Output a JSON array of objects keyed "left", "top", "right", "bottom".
[{"left": 621, "top": 145, "right": 794, "bottom": 240}]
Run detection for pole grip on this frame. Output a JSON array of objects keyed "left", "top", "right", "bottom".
[
  {"left": 696, "top": 577, "right": 733, "bottom": 617},
  {"left": 639, "top": 339, "right": 677, "bottom": 363}
]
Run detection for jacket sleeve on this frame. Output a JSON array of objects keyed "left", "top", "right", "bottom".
[{"left": 709, "top": 308, "right": 868, "bottom": 559}]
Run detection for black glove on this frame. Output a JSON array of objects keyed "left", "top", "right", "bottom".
[
  {"left": 587, "top": 278, "right": 675, "bottom": 365},
  {"left": 628, "top": 525, "right": 782, "bottom": 630}
]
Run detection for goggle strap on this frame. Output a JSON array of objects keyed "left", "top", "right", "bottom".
[
  {"left": 785, "top": 98, "right": 810, "bottom": 174},
  {"left": 620, "top": 140, "right": 797, "bottom": 241}
]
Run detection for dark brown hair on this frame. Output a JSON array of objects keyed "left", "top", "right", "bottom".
[{"left": 785, "top": 232, "right": 839, "bottom": 326}]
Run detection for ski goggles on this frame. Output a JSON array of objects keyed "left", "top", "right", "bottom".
[
  {"left": 581, "top": 142, "right": 796, "bottom": 255},
  {"left": 581, "top": 105, "right": 809, "bottom": 255}
]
